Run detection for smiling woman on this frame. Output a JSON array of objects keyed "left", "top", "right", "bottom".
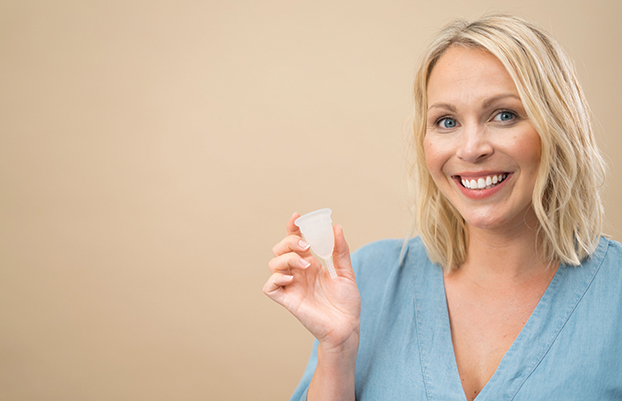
[
  {"left": 424, "top": 47, "right": 542, "bottom": 235},
  {"left": 412, "top": 16, "right": 606, "bottom": 271},
  {"left": 422, "top": 45, "right": 550, "bottom": 394},
  {"left": 264, "top": 14, "right": 622, "bottom": 401}
]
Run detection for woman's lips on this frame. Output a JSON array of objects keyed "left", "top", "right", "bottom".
[
  {"left": 452, "top": 172, "right": 512, "bottom": 199},
  {"left": 460, "top": 173, "right": 508, "bottom": 190}
]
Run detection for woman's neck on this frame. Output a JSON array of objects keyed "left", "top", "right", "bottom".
[{"left": 452, "top": 218, "right": 557, "bottom": 287}]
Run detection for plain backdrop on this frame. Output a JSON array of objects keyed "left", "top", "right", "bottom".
[{"left": 1, "top": 1, "right": 620, "bottom": 400}]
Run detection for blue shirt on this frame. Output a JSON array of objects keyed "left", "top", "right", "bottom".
[{"left": 291, "top": 237, "right": 622, "bottom": 400}]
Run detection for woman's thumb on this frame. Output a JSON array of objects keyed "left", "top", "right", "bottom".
[{"left": 332, "top": 224, "right": 353, "bottom": 274}]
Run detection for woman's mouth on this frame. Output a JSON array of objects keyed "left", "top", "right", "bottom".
[{"left": 459, "top": 173, "right": 508, "bottom": 190}]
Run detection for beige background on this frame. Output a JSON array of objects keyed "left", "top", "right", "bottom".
[{"left": 1, "top": 1, "right": 620, "bottom": 400}]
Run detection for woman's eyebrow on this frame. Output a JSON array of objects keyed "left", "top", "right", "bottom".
[
  {"left": 482, "top": 93, "right": 522, "bottom": 108},
  {"left": 428, "top": 94, "right": 522, "bottom": 113},
  {"left": 427, "top": 103, "right": 457, "bottom": 112}
]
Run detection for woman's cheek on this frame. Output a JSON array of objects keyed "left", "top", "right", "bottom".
[{"left": 423, "top": 140, "right": 445, "bottom": 179}]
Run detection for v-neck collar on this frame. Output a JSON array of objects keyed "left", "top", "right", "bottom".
[{"left": 410, "top": 238, "right": 607, "bottom": 401}]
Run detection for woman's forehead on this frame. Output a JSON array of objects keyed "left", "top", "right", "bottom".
[{"left": 427, "top": 47, "right": 519, "bottom": 108}]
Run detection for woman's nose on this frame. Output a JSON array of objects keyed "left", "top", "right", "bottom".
[{"left": 456, "top": 124, "right": 493, "bottom": 163}]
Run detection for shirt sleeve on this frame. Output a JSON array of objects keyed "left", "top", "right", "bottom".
[{"left": 289, "top": 340, "right": 319, "bottom": 401}]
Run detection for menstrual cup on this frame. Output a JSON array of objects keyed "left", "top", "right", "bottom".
[{"left": 294, "top": 208, "right": 337, "bottom": 279}]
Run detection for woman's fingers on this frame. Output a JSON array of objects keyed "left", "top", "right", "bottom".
[
  {"left": 270, "top": 223, "right": 352, "bottom": 276},
  {"left": 262, "top": 272, "right": 294, "bottom": 301},
  {"left": 272, "top": 234, "right": 311, "bottom": 257},
  {"left": 268, "top": 252, "right": 312, "bottom": 274},
  {"left": 333, "top": 224, "right": 354, "bottom": 277},
  {"left": 286, "top": 212, "right": 303, "bottom": 236}
]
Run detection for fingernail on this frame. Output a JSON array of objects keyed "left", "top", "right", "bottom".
[
  {"left": 283, "top": 274, "right": 294, "bottom": 280},
  {"left": 300, "top": 258, "right": 310, "bottom": 268},
  {"left": 299, "top": 240, "right": 310, "bottom": 250}
]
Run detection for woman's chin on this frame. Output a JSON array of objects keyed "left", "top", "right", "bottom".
[{"left": 463, "top": 209, "right": 537, "bottom": 234}]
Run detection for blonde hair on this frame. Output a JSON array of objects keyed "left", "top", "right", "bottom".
[{"left": 409, "top": 14, "right": 606, "bottom": 270}]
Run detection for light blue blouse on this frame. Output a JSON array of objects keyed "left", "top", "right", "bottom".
[{"left": 291, "top": 237, "right": 622, "bottom": 400}]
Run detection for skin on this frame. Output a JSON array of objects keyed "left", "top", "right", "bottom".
[
  {"left": 425, "top": 46, "right": 558, "bottom": 400},
  {"left": 264, "top": 46, "right": 558, "bottom": 401},
  {"left": 264, "top": 213, "right": 360, "bottom": 401},
  {"left": 424, "top": 46, "right": 541, "bottom": 234}
]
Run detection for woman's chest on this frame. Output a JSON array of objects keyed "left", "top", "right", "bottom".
[{"left": 445, "top": 292, "right": 541, "bottom": 400}]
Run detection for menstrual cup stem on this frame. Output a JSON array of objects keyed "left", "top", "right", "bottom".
[{"left": 324, "top": 257, "right": 337, "bottom": 279}]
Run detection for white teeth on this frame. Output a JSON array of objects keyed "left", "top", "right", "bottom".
[{"left": 460, "top": 174, "right": 507, "bottom": 189}]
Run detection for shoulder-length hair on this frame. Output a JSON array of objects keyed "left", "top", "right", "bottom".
[{"left": 409, "top": 14, "right": 606, "bottom": 270}]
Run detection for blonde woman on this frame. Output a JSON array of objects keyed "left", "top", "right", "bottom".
[{"left": 264, "top": 14, "right": 621, "bottom": 401}]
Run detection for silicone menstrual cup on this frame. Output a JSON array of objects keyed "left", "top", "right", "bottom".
[{"left": 294, "top": 208, "right": 337, "bottom": 279}]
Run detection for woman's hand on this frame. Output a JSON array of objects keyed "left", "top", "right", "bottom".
[{"left": 263, "top": 213, "right": 361, "bottom": 351}]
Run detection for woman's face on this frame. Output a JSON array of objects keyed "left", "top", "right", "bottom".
[{"left": 423, "top": 46, "right": 541, "bottom": 234}]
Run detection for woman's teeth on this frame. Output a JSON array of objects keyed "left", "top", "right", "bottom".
[{"left": 461, "top": 174, "right": 507, "bottom": 190}]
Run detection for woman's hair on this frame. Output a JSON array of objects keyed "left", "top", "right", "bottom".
[{"left": 409, "top": 14, "right": 606, "bottom": 270}]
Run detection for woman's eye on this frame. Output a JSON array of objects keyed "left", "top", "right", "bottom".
[
  {"left": 493, "top": 111, "right": 516, "bottom": 122},
  {"left": 438, "top": 117, "right": 457, "bottom": 128}
]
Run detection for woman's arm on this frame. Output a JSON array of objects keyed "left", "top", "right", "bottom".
[
  {"left": 307, "top": 332, "right": 359, "bottom": 401},
  {"left": 264, "top": 214, "right": 361, "bottom": 400}
]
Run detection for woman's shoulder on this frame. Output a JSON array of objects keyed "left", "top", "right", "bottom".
[
  {"left": 591, "top": 236, "right": 622, "bottom": 273},
  {"left": 601, "top": 235, "right": 622, "bottom": 254},
  {"left": 567, "top": 236, "right": 622, "bottom": 298},
  {"left": 350, "top": 237, "right": 431, "bottom": 279},
  {"left": 351, "top": 238, "right": 402, "bottom": 261},
  {"left": 352, "top": 236, "right": 426, "bottom": 263},
  {"left": 584, "top": 236, "right": 622, "bottom": 265}
]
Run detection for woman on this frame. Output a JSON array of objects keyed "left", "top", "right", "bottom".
[{"left": 264, "top": 14, "right": 622, "bottom": 400}]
